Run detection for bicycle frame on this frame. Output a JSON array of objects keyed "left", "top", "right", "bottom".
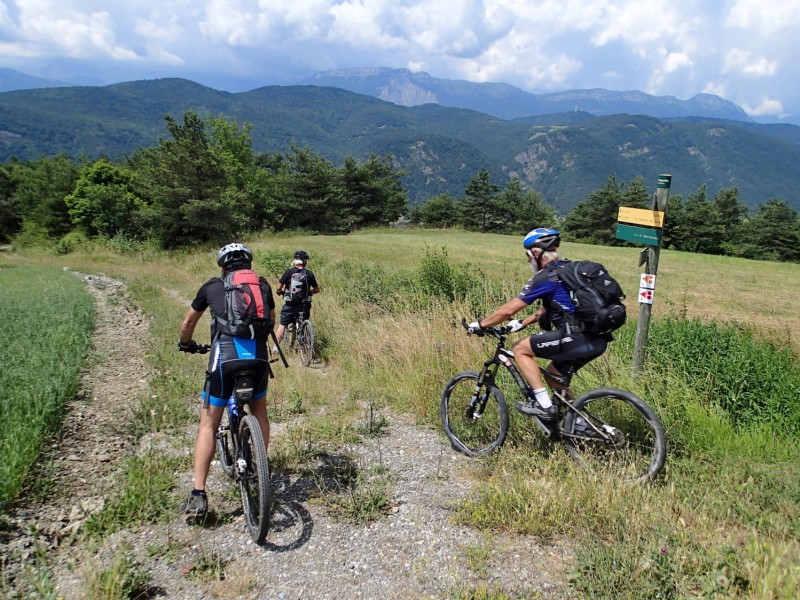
[
  {"left": 469, "top": 327, "right": 606, "bottom": 441},
  {"left": 285, "top": 305, "right": 308, "bottom": 341},
  {"left": 222, "top": 370, "right": 257, "bottom": 481}
]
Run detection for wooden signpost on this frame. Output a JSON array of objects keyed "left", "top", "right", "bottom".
[{"left": 616, "top": 174, "right": 672, "bottom": 372}]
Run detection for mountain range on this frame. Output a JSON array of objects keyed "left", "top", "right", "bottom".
[
  {"left": 1, "top": 73, "right": 799, "bottom": 213},
  {"left": 301, "top": 67, "right": 756, "bottom": 123}
]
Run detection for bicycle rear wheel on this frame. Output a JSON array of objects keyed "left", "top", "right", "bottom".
[
  {"left": 298, "top": 319, "right": 315, "bottom": 366},
  {"left": 216, "top": 408, "right": 235, "bottom": 478},
  {"left": 441, "top": 371, "right": 509, "bottom": 457},
  {"left": 239, "top": 415, "right": 271, "bottom": 543},
  {"left": 561, "top": 387, "right": 666, "bottom": 483}
]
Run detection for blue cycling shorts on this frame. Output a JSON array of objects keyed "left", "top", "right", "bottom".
[{"left": 201, "top": 335, "right": 270, "bottom": 407}]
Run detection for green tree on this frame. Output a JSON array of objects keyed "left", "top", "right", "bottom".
[
  {"left": 714, "top": 187, "right": 748, "bottom": 233},
  {"left": 730, "top": 199, "right": 800, "bottom": 262},
  {"left": 131, "top": 111, "right": 245, "bottom": 247},
  {"left": 0, "top": 163, "right": 21, "bottom": 242},
  {"left": 275, "top": 145, "right": 348, "bottom": 234},
  {"left": 461, "top": 170, "right": 500, "bottom": 232},
  {"left": 341, "top": 154, "right": 408, "bottom": 228},
  {"left": 9, "top": 155, "right": 79, "bottom": 238},
  {"left": 65, "top": 159, "right": 145, "bottom": 238},
  {"left": 660, "top": 194, "right": 685, "bottom": 250},
  {"left": 497, "top": 176, "right": 557, "bottom": 234},
  {"left": 409, "top": 193, "right": 461, "bottom": 227},
  {"left": 563, "top": 173, "right": 647, "bottom": 245},
  {"left": 679, "top": 185, "right": 725, "bottom": 254}
]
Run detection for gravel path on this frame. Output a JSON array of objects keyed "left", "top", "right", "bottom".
[{"left": 1, "top": 274, "right": 574, "bottom": 599}]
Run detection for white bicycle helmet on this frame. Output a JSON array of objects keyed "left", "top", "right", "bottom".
[{"left": 216, "top": 243, "right": 253, "bottom": 269}]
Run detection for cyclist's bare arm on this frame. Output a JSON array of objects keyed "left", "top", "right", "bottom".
[
  {"left": 478, "top": 297, "right": 527, "bottom": 328},
  {"left": 180, "top": 307, "right": 204, "bottom": 345}
]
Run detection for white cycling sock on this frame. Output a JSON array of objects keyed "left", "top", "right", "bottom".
[{"left": 532, "top": 387, "right": 553, "bottom": 408}]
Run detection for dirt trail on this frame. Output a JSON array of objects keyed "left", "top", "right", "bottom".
[{"left": 1, "top": 274, "right": 573, "bottom": 599}]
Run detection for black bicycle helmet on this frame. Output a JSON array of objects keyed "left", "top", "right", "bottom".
[
  {"left": 216, "top": 243, "right": 253, "bottom": 269},
  {"left": 294, "top": 249, "right": 310, "bottom": 261},
  {"left": 523, "top": 228, "right": 561, "bottom": 252}
]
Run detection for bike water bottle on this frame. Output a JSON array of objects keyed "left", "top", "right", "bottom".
[{"left": 227, "top": 394, "right": 238, "bottom": 419}]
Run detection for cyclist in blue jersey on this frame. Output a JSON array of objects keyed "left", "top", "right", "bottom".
[
  {"left": 466, "top": 228, "right": 609, "bottom": 420},
  {"left": 177, "top": 243, "right": 275, "bottom": 516}
]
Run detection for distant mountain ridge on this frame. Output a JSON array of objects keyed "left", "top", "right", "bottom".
[
  {"left": 302, "top": 67, "right": 752, "bottom": 122},
  {"left": 1, "top": 77, "right": 799, "bottom": 213},
  {"left": 0, "top": 68, "right": 72, "bottom": 92}
]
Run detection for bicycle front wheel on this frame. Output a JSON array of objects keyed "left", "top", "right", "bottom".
[
  {"left": 561, "top": 387, "right": 666, "bottom": 484},
  {"left": 239, "top": 415, "right": 271, "bottom": 543},
  {"left": 216, "top": 408, "right": 235, "bottom": 478},
  {"left": 298, "top": 320, "right": 315, "bottom": 366},
  {"left": 440, "top": 371, "right": 509, "bottom": 457}
]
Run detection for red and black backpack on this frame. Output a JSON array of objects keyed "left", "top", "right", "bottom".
[{"left": 215, "top": 270, "right": 273, "bottom": 339}]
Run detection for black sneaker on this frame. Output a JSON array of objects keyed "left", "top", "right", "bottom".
[
  {"left": 514, "top": 400, "right": 557, "bottom": 420},
  {"left": 179, "top": 491, "right": 208, "bottom": 517}
]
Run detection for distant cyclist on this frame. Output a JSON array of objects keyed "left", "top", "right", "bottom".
[
  {"left": 467, "top": 228, "right": 610, "bottom": 420},
  {"left": 177, "top": 243, "right": 275, "bottom": 516},
  {"left": 274, "top": 249, "right": 320, "bottom": 349}
]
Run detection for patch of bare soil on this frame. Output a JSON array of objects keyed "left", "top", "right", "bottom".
[{"left": 1, "top": 274, "right": 574, "bottom": 599}]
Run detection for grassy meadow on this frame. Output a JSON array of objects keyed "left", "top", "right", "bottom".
[
  {"left": 0, "top": 266, "right": 94, "bottom": 508},
  {"left": 1, "top": 228, "right": 799, "bottom": 598}
]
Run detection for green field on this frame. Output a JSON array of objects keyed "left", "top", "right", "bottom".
[
  {"left": 0, "top": 266, "right": 94, "bottom": 509},
  {"left": 2, "top": 229, "right": 799, "bottom": 598}
]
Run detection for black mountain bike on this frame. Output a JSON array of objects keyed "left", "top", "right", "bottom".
[
  {"left": 190, "top": 345, "right": 271, "bottom": 543},
  {"left": 440, "top": 319, "right": 666, "bottom": 483},
  {"left": 284, "top": 302, "right": 315, "bottom": 366}
]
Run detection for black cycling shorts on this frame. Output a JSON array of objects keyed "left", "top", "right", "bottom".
[
  {"left": 525, "top": 329, "right": 608, "bottom": 373},
  {"left": 202, "top": 335, "right": 270, "bottom": 407},
  {"left": 280, "top": 301, "right": 311, "bottom": 326}
]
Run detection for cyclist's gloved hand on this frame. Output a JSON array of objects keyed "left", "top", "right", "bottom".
[
  {"left": 466, "top": 321, "right": 486, "bottom": 336},
  {"left": 507, "top": 319, "right": 526, "bottom": 333},
  {"left": 177, "top": 340, "right": 199, "bottom": 353}
]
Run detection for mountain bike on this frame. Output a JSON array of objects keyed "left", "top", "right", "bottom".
[
  {"left": 283, "top": 302, "right": 315, "bottom": 366},
  {"left": 190, "top": 344, "right": 271, "bottom": 543},
  {"left": 440, "top": 319, "right": 666, "bottom": 483}
]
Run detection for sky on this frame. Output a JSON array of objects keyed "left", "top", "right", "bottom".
[{"left": 1, "top": 0, "right": 799, "bottom": 122}]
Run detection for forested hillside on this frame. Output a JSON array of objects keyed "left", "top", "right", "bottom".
[{"left": 1, "top": 78, "right": 799, "bottom": 210}]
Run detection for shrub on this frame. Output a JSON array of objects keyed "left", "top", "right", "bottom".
[{"left": 644, "top": 316, "right": 800, "bottom": 431}]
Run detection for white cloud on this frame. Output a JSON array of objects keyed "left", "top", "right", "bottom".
[
  {"left": 742, "top": 98, "right": 785, "bottom": 118},
  {"left": 0, "top": 0, "right": 798, "bottom": 120},
  {"left": 663, "top": 52, "right": 692, "bottom": 73},
  {"left": 727, "top": 0, "right": 800, "bottom": 35},
  {"left": 724, "top": 49, "right": 777, "bottom": 77}
]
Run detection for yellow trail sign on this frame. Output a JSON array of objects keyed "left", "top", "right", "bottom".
[{"left": 618, "top": 207, "right": 665, "bottom": 228}]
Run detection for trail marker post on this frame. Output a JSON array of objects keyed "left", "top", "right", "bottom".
[{"left": 616, "top": 174, "right": 672, "bottom": 373}]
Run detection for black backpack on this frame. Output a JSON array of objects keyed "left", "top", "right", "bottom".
[
  {"left": 285, "top": 269, "right": 310, "bottom": 304},
  {"left": 215, "top": 269, "right": 273, "bottom": 339},
  {"left": 555, "top": 260, "right": 626, "bottom": 335}
]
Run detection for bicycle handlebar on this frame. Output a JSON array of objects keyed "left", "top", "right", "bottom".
[
  {"left": 177, "top": 341, "right": 211, "bottom": 354},
  {"left": 461, "top": 317, "right": 512, "bottom": 337}
]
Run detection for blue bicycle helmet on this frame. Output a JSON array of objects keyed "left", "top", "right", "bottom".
[
  {"left": 523, "top": 228, "right": 561, "bottom": 252},
  {"left": 216, "top": 243, "right": 253, "bottom": 269}
]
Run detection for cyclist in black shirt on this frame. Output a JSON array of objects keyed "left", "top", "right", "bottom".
[
  {"left": 177, "top": 243, "right": 275, "bottom": 516},
  {"left": 274, "top": 249, "right": 320, "bottom": 349}
]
